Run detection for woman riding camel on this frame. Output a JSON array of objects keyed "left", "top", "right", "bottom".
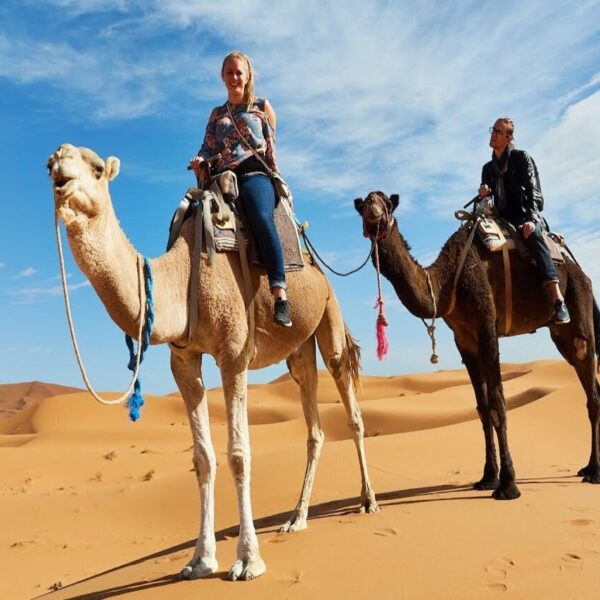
[{"left": 189, "top": 51, "right": 291, "bottom": 327}]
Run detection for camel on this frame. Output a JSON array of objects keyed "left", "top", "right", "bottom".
[
  {"left": 47, "top": 144, "right": 379, "bottom": 582},
  {"left": 355, "top": 191, "right": 600, "bottom": 500}
]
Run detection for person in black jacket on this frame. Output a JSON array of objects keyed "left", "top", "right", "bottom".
[{"left": 478, "top": 117, "right": 570, "bottom": 324}]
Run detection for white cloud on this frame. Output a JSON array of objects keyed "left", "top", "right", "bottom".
[
  {"left": 6, "top": 280, "right": 91, "bottom": 304},
  {"left": 2, "top": 1, "right": 599, "bottom": 234},
  {"left": 532, "top": 87, "right": 600, "bottom": 227},
  {"left": 14, "top": 267, "right": 38, "bottom": 279}
]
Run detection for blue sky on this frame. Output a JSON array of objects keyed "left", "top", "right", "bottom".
[{"left": 1, "top": 0, "right": 599, "bottom": 395}]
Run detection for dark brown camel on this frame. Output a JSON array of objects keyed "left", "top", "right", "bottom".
[{"left": 354, "top": 191, "right": 600, "bottom": 500}]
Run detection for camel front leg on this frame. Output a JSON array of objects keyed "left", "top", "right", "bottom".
[
  {"left": 478, "top": 325, "right": 521, "bottom": 500},
  {"left": 281, "top": 336, "right": 324, "bottom": 532},
  {"left": 170, "top": 350, "right": 218, "bottom": 579},
  {"left": 457, "top": 344, "right": 499, "bottom": 490},
  {"left": 222, "top": 367, "right": 266, "bottom": 581}
]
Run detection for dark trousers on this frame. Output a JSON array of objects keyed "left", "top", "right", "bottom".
[
  {"left": 238, "top": 173, "right": 286, "bottom": 289},
  {"left": 521, "top": 221, "right": 558, "bottom": 283}
]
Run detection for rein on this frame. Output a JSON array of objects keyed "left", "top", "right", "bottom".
[
  {"left": 54, "top": 215, "right": 153, "bottom": 421},
  {"left": 361, "top": 194, "right": 393, "bottom": 360},
  {"left": 300, "top": 227, "right": 374, "bottom": 276},
  {"left": 362, "top": 194, "right": 440, "bottom": 364}
]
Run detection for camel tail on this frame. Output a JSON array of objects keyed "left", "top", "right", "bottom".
[
  {"left": 593, "top": 295, "right": 600, "bottom": 365},
  {"left": 344, "top": 323, "right": 362, "bottom": 393}
]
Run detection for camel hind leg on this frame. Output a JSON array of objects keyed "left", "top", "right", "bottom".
[
  {"left": 549, "top": 294, "right": 600, "bottom": 483},
  {"left": 315, "top": 295, "right": 379, "bottom": 513},
  {"left": 281, "top": 335, "right": 325, "bottom": 532}
]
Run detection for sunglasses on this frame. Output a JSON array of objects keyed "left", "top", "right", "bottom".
[{"left": 489, "top": 126, "right": 510, "bottom": 136}]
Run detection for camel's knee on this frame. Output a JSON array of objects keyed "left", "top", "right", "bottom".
[
  {"left": 307, "top": 429, "right": 325, "bottom": 455},
  {"left": 490, "top": 409, "right": 505, "bottom": 428},
  {"left": 228, "top": 450, "right": 250, "bottom": 483},
  {"left": 346, "top": 407, "right": 365, "bottom": 436},
  {"left": 193, "top": 447, "right": 216, "bottom": 484},
  {"left": 574, "top": 337, "right": 589, "bottom": 361},
  {"left": 325, "top": 352, "right": 346, "bottom": 381}
]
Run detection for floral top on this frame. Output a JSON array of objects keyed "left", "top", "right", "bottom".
[{"left": 197, "top": 97, "right": 278, "bottom": 175}]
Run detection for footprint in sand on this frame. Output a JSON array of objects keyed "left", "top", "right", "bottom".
[
  {"left": 567, "top": 518, "right": 595, "bottom": 527},
  {"left": 373, "top": 527, "right": 398, "bottom": 537},
  {"left": 560, "top": 553, "right": 583, "bottom": 571},
  {"left": 485, "top": 556, "right": 515, "bottom": 591}
]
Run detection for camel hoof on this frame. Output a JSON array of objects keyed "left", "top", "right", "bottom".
[
  {"left": 582, "top": 473, "right": 600, "bottom": 484},
  {"left": 578, "top": 465, "right": 594, "bottom": 477},
  {"left": 228, "top": 557, "right": 266, "bottom": 581},
  {"left": 180, "top": 557, "right": 218, "bottom": 580},
  {"left": 360, "top": 497, "right": 380, "bottom": 514},
  {"left": 280, "top": 517, "right": 307, "bottom": 533},
  {"left": 492, "top": 484, "right": 521, "bottom": 500},
  {"left": 473, "top": 478, "right": 500, "bottom": 491}
]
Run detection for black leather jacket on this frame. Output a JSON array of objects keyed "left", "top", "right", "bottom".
[{"left": 481, "top": 149, "right": 543, "bottom": 225}]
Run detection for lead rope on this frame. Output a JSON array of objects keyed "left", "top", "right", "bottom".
[
  {"left": 373, "top": 238, "right": 389, "bottom": 360},
  {"left": 362, "top": 196, "right": 393, "bottom": 361},
  {"left": 55, "top": 215, "right": 152, "bottom": 420},
  {"left": 422, "top": 271, "right": 439, "bottom": 364}
]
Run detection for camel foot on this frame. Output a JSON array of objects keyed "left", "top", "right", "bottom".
[
  {"left": 492, "top": 483, "right": 521, "bottom": 500},
  {"left": 180, "top": 557, "right": 219, "bottom": 580},
  {"left": 228, "top": 557, "right": 266, "bottom": 581},
  {"left": 578, "top": 464, "right": 595, "bottom": 477},
  {"left": 360, "top": 493, "right": 380, "bottom": 514},
  {"left": 581, "top": 467, "right": 600, "bottom": 484},
  {"left": 280, "top": 512, "right": 307, "bottom": 532},
  {"left": 473, "top": 478, "right": 500, "bottom": 491}
]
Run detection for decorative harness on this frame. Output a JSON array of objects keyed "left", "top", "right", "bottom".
[
  {"left": 361, "top": 193, "right": 439, "bottom": 364},
  {"left": 55, "top": 216, "right": 154, "bottom": 421}
]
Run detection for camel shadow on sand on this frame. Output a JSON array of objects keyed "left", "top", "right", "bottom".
[{"left": 33, "top": 475, "right": 581, "bottom": 599}]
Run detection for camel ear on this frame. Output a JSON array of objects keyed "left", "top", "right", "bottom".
[
  {"left": 105, "top": 156, "right": 120, "bottom": 181},
  {"left": 390, "top": 193, "right": 400, "bottom": 212},
  {"left": 354, "top": 197, "right": 364, "bottom": 214}
]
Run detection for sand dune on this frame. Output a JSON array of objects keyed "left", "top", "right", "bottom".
[{"left": 1, "top": 360, "right": 599, "bottom": 599}]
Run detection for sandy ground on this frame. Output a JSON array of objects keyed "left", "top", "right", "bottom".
[{"left": 1, "top": 359, "right": 599, "bottom": 599}]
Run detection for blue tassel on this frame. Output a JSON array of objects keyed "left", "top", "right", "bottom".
[
  {"left": 127, "top": 379, "right": 144, "bottom": 422},
  {"left": 124, "top": 257, "right": 155, "bottom": 422}
]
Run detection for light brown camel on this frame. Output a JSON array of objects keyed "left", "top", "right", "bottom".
[
  {"left": 355, "top": 191, "right": 600, "bottom": 500},
  {"left": 47, "top": 143, "right": 379, "bottom": 582}
]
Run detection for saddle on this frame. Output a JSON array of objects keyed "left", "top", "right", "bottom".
[
  {"left": 167, "top": 171, "right": 304, "bottom": 272},
  {"left": 476, "top": 215, "right": 565, "bottom": 264},
  {"left": 451, "top": 198, "right": 569, "bottom": 337},
  {"left": 167, "top": 172, "right": 304, "bottom": 356}
]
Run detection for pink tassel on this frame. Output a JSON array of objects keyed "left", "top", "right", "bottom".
[
  {"left": 372, "top": 240, "right": 389, "bottom": 361},
  {"left": 376, "top": 316, "right": 389, "bottom": 360},
  {"left": 375, "top": 300, "right": 389, "bottom": 361}
]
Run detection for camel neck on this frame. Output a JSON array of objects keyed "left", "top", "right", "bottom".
[
  {"left": 375, "top": 225, "right": 443, "bottom": 319},
  {"left": 64, "top": 203, "right": 188, "bottom": 343}
]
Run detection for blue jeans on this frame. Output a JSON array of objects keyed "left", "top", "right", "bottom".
[
  {"left": 238, "top": 173, "right": 286, "bottom": 290},
  {"left": 521, "top": 221, "right": 558, "bottom": 283}
]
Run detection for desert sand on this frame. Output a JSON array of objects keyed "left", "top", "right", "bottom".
[{"left": 1, "top": 360, "right": 599, "bottom": 599}]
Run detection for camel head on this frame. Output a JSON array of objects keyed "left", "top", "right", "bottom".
[
  {"left": 48, "top": 144, "right": 120, "bottom": 228},
  {"left": 354, "top": 191, "right": 399, "bottom": 238}
]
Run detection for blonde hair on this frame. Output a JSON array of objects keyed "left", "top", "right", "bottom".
[
  {"left": 221, "top": 51, "right": 255, "bottom": 109},
  {"left": 497, "top": 116, "right": 515, "bottom": 137}
]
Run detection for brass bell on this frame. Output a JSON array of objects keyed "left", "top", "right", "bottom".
[{"left": 430, "top": 353, "right": 439, "bottom": 364}]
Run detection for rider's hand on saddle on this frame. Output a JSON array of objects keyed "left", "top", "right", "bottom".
[
  {"left": 478, "top": 184, "right": 491, "bottom": 198},
  {"left": 188, "top": 156, "right": 209, "bottom": 183},
  {"left": 519, "top": 221, "right": 535, "bottom": 239}
]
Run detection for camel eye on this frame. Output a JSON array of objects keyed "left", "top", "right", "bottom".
[{"left": 94, "top": 164, "right": 104, "bottom": 178}]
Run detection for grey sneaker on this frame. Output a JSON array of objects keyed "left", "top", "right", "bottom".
[
  {"left": 274, "top": 298, "right": 292, "bottom": 327},
  {"left": 553, "top": 300, "right": 570, "bottom": 324}
]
